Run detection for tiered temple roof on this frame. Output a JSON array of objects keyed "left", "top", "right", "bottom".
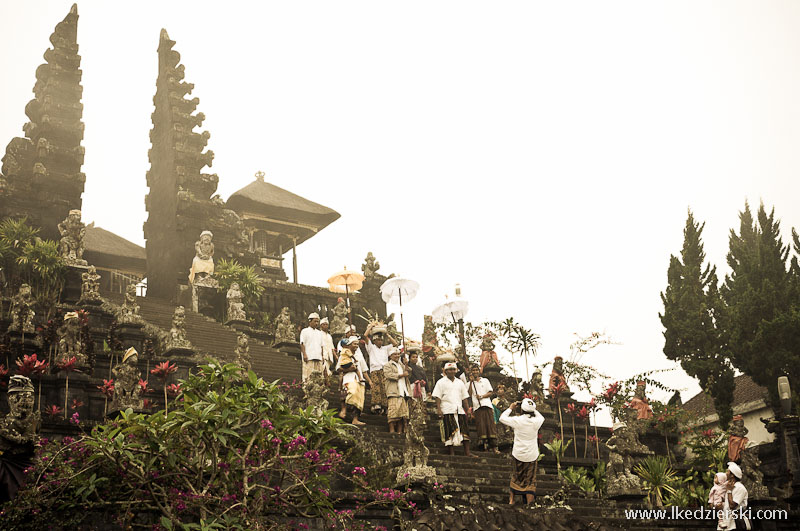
[{"left": 0, "top": 4, "right": 85, "bottom": 241}]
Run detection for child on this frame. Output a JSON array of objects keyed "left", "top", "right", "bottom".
[{"left": 708, "top": 471, "right": 728, "bottom": 529}]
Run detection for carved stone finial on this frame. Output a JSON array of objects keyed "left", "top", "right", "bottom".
[
  {"left": 255, "top": 170, "right": 265, "bottom": 182},
  {"left": 56, "top": 311, "right": 88, "bottom": 369},
  {"left": 79, "top": 265, "right": 102, "bottom": 303},
  {"left": 274, "top": 307, "right": 296, "bottom": 344},
  {"left": 111, "top": 348, "right": 143, "bottom": 412},
  {"left": 9, "top": 284, "right": 36, "bottom": 334},
  {"left": 226, "top": 282, "right": 247, "bottom": 322},
  {"left": 118, "top": 283, "right": 143, "bottom": 324},
  {"left": 165, "top": 306, "right": 192, "bottom": 352},
  {"left": 330, "top": 298, "right": 348, "bottom": 336},
  {"left": 235, "top": 333, "right": 251, "bottom": 370}
]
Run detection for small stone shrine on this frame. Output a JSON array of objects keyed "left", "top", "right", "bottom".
[
  {"left": 58, "top": 209, "right": 88, "bottom": 266},
  {"left": 0, "top": 375, "right": 40, "bottom": 503},
  {"left": 110, "top": 347, "right": 144, "bottom": 412}
]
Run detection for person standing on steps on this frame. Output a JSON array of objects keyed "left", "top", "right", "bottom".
[
  {"left": 300, "top": 313, "right": 324, "bottom": 382},
  {"left": 468, "top": 364, "right": 499, "bottom": 453},
  {"left": 432, "top": 362, "right": 476, "bottom": 457},
  {"left": 383, "top": 347, "right": 411, "bottom": 434},
  {"left": 364, "top": 322, "right": 398, "bottom": 415},
  {"left": 319, "top": 317, "right": 337, "bottom": 378},
  {"left": 336, "top": 336, "right": 371, "bottom": 426},
  {"left": 500, "top": 398, "right": 545, "bottom": 505}
]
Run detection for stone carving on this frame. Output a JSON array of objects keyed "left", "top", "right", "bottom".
[
  {"left": 479, "top": 333, "right": 501, "bottom": 373},
  {"left": 0, "top": 376, "right": 40, "bottom": 502},
  {"left": 118, "top": 284, "right": 143, "bottom": 324},
  {"left": 629, "top": 380, "right": 653, "bottom": 421},
  {"left": 302, "top": 370, "right": 328, "bottom": 416},
  {"left": 605, "top": 411, "right": 653, "bottom": 498},
  {"left": 226, "top": 282, "right": 247, "bottom": 322},
  {"left": 165, "top": 306, "right": 192, "bottom": 351},
  {"left": 111, "top": 347, "right": 143, "bottom": 411},
  {"left": 396, "top": 395, "right": 436, "bottom": 483},
  {"left": 8, "top": 284, "right": 35, "bottom": 334},
  {"left": 57, "top": 209, "right": 87, "bottom": 265},
  {"left": 235, "top": 333, "right": 251, "bottom": 370},
  {"left": 188, "top": 230, "right": 215, "bottom": 286},
  {"left": 79, "top": 265, "right": 102, "bottom": 303},
  {"left": 361, "top": 251, "right": 380, "bottom": 279},
  {"left": 548, "top": 356, "right": 570, "bottom": 396},
  {"left": 728, "top": 415, "right": 769, "bottom": 498},
  {"left": 530, "top": 370, "right": 546, "bottom": 404},
  {"left": 330, "top": 297, "right": 348, "bottom": 336},
  {"left": 57, "top": 312, "right": 87, "bottom": 368},
  {"left": 274, "top": 307, "right": 295, "bottom": 344}
]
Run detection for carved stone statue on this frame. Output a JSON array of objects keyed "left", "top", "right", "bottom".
[
  {"left": 57, "top": 312, "right": 87, "bottom": 368},
  {"left": 629, "top": 380, "right": 653, "bottom": 421},
  {"left": 226, "top": 282, "right": 247, "bottom": 322},
  {"left": 422, "top": 315, "right": 438, "bottom": 350},
  {"left": 605, "top": 410, "right": 653, "bottom": 499},
  {"left": 165, "top": 306, "right": 192, "bottom": 351},
  {"left": 274, "top": 307, "right": 295, "bottom": 344},
  {"left": 57, "top": 209, "right": 87, "bottom": 265},
  {"left": 234, "top": 333, "right": 251, "bottom": 370},
  {"left": 79, "top": 265, "right": 102, "bottom": 302},
  {"left": 548, "top": 356, "right": 570, "bottom": 396},
  {"left": 396, "top": 394, "right": 435, "bottom": 484},
  {"left": 8, "top": 284, "right": 35, "bottom": 334},
  {"left": 302, "top": 370, "right": 329, "bottom": 416},
  {"left": 111, "top": 347, "right": 143, "bottom": 411},
  {"left": 479, "top": 333, "right": 500, "bottom": 373},
  {"left": 188, "top": 230, "right": 216, "bottom": 286},
  {"left": 727, "top": 415, "right": 769, "bottom": 498},
  {"left": 728, "top": 414, "right": 749, "bottom": 462},
  {"left": 0, "top": 376, "right": 40, "bottom": 503},
  {"left": 330, "top": 298, "right": 348, "bottom": 336},
  {"left": 118, "top": 283, "right": 143, "bottom": 324},
  {"left": 361, "top": 251, "right": 380, "bottom": 279}
]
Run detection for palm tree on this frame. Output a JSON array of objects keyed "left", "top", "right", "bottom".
[
  {"left": 0, "top": 217, "right": 40, "bottom": 296},
  {"left": 633, "top": 456, "right": 677, "bottom": 507},
  {"left": 16, "top": 239, "right": 66, "bottom": 319}
]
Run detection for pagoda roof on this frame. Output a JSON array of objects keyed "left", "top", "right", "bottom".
[
  {"left": 226, "top": 176, "right": 340, "bottom": 245},
  {"left": 85, "top": 224, "right": 146, "bottom": 261}
]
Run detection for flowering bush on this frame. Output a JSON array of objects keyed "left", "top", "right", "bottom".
[{"left": 2, "top": 362, "right": 414, "bottom": 529}]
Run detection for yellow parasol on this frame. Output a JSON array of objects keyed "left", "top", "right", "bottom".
[{"left": 327, "top": 267, "right": 364, "bottom": 326}]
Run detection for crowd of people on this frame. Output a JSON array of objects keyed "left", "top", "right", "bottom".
[{"left": 297, "top": 313, "right": 546, "bottom": 505}]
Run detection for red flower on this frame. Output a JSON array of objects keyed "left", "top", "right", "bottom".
[
  {"left": 702, "top": 429, "right": 715, "bottom": 439},
  {"left": 70, "top": 398, "right": 84, "bottom": 411},
  {"left": 16, "top": 353, "right": 49, "bottom": 377},
  {"left": 566, "top": 402, "right": 576, "bottom": 415},
  {"left": 142, "top": 399, "right": 154, "bottom": 410},
  {"left": 166, "top": 383, "right": 181, "bottom": 397},
  {"left": 151, "top": 361, "right": 177, "bottom": 379},
  {"left": 553, "top": 432, "right": 562, "bottom": 440},
  {"left": 0, "top": 365, "right": 8, "bottom": 386},
  {"left": 587, "top": 397, "right": 597, "bottom": 410},
  {"left": 56, "top": 356, "right": 78, "bottom": 373},
  {"left": 577, "top": 406, "right": 589, "bottom": 420},
  {"left": 97, "top": 379, "right": 115, "bottom": 399},
  {"left": 45, "top": 404, "right": 63, "bottom": 418},
  {"left": 138, "top": 379, "right": 152, "bottom": 394}
]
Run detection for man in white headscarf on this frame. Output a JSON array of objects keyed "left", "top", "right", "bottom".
[
  {"left": 300, "top": 313, "right": 324, "bottom": 381},
  {"left": 500, "top": 398, "right": 545, "bottom": 505},
  {"left": 720, "top": 461, "right": 749, "bottom": 530},
  {"left": 432, "top": 362, "right": 475, "bottom": 457}
]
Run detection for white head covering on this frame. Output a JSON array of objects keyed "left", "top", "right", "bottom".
[
  {"left": 308, "top": 312, "right": 320, "bottom": 320},
  {"left": 521, "top": 398, "right": 537, "bottom": 413},
  {"left": 444, "top": 362, "right": 457, "bottom": 371},
  {"left": 727, "top": 461, "right": 742, "bottom": 479},
  {"left": 320, "top": 317, "right": 329, "bottom": 325}
]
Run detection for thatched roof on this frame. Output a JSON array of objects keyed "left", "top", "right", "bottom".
[
  {"left": 226, "top": 178, "right": 340, "bottom": 232},
  {"left": 683, "top": 374, "right": 769, "bottom": 418},
  {"left": 84, "top": 225, "right": 146, "bottom": 261}
]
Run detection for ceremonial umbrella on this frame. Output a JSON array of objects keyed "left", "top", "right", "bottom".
[
  {"left": 380, "top": 277, "right": 420, "bottom": 354},
  {"left": 431, "top": 295, "right": 470, "bottom": 365},
  {"left": 327, "top": 267, "right": 364, "bottom": 326}
]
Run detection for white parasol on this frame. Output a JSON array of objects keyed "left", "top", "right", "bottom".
[{"left": 380, "top": 277, "right": 420, "bottom": 353}]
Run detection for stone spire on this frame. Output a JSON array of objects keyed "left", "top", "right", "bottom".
[
  {"left": 144, "top": 30, "right": 247, "bottom": 299},
  {"left": 0, "top": 4, "right": 86, "bottom": 240}
]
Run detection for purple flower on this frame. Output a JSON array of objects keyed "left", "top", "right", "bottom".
[
  {"left": 287, "top": 435, "right": 307, "bottom": 451},
  {"left": 69, "top": 412, "right": 80, "bottom": 425},
  {"left": 260, "top": 419, "right": 274, "bottom": 430},
  {"left": 352, "top": 466, "right": 367, "bottom": 476},
  {"left": 303, "top": 450, "right": 320, "bottom": 462}
]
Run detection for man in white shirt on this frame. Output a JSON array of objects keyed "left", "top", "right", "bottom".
[
  {"left": 319, "top": 317, "right": 337, "bottom": 376},
  {"left": 468, "top": 364, "right": 498, "bottom": 453},
  {"left": 500, "top": 398, "right": 545, "bottom": 505},
  {"left": 365, "top": 323, "right": 398, "bottom": 414},
  {"left": 721, "top": 461, "right": 749, "bottom": 531},
  {"left": 300, "top": 313, "right": 324, "bottom": 382},
  {"left": 432, "top": 362, "right": 475, "bottom": 457}
]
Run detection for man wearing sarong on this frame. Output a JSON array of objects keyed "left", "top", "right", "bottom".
[
  {"left": 468, "top": 364, "right": 499, "bottom": 453},
  {"left": 300, "top": 313, "right": 324, "bottom": 382},
  {"left": 336, "top": 336, "right": 371, "bottom": 426},
  {"left": 365, "top": 323, "right": 398, "bottom": 414},
  {"left": 500, "top": 398, "right": 545, "bottom": 505},
  {"left": 319, "top": 318, "right": 337, "bottom": 377},
  {"left": 432, "top": 362, "right": 475, "bottom": 457},
  {"left": 383, "top": 348, "right": 410, "bottom": 434}
]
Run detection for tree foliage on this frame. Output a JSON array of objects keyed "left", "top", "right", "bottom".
[
  {"left": 660, "top": 210, "right": 733, "bottom": 427},
  {"left": 215, "top": 258, "right": 265, "bottom": 309}
]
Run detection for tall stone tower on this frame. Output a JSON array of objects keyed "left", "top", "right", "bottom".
[
  {"left": 143, "top": 30, "right": 247, "bottom": 300},
  {"left": 0, "top": 4, "right": 86, "bottom": 240}
]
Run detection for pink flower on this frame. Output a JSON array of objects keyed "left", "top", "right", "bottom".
[
  {"left": 260, "top": 419, "right": 274, "bottom": 430},
  {"left": 97, "top": 379, "right": 115, "bottom": 398},
  {"left": 151, "top": 361, "right": 177, "bottom": 379},
  {"left": 287, "top": 435, "right": 307, "bottom": 451},
  {"left": 69, "top": 412, "right": 80, "bottom": 425},
  {"left": 352, "top": 466, "right": 367, "bottom": 476}
]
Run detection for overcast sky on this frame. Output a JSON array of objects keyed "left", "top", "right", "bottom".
[{"left": 4, "top": 1, "right": 800, "bottom": 412}]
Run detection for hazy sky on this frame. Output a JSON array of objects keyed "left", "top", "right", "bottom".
[{"left": 4, "top": 1, "right": 800, "bottom": 412}]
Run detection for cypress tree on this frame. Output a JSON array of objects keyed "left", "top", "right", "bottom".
[{"left": 660, "top": 210, "right": 734, "bottom": 427}]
